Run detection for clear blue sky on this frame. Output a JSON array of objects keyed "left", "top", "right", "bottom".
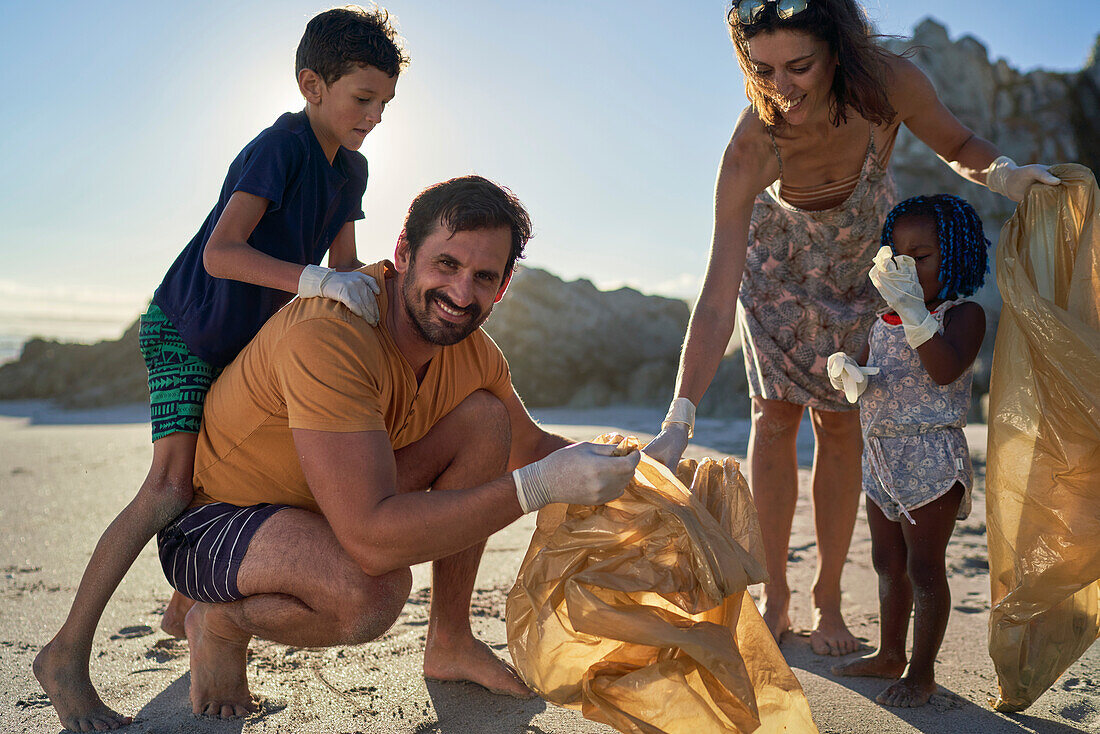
[{"left": 1, "top": 1, "right": 1097, "bottom": 346}]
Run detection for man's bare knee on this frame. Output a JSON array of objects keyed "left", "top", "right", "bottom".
[
  {"left": 340, "top": 567, "right": 412, "bottom": 644},
  {"left": 451, "top": 390, "right": 510, "bottom": 458},
  {"left": 455, "top": 390, "right": 509, "bottom": 435}
]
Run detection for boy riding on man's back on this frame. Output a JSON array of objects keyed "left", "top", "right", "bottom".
[{"left": 34, "top": 7, "right": 407, "bottom": 732}]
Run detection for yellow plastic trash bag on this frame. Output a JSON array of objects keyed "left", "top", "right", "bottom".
[
  {"left": 506, "top": 435, "right": 817, "bottom": 733},
  {"left": 987, "top": 163, "right": 1100, "bottom": 712}
]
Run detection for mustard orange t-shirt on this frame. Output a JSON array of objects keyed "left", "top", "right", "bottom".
[{"left": 191, "top": 260, "right": 513, "bottom": 513}]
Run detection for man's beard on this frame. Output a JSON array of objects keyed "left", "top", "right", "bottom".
[{"left": 401, "top": 273, "right": 489, "bottom": 347}]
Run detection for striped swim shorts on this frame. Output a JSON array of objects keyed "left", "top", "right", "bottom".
[
  {"left": 138, "top": 303, "right": 220, "bottom": 442},
  {"left": 157, "top": 502, "right": 288, "bottom": 604}
]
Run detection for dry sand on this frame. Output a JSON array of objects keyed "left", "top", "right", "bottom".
[{"left": 1, "top": 401, "right": 1097, "bottom": 733}]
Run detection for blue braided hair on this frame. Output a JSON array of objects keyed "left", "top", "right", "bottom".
[{"left": 880, "top": 194, "right": 990, "bottom": 299}]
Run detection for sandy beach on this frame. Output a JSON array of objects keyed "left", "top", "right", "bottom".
[{"left": 2, "top": 400, "right": 1096, "bottom": 733}]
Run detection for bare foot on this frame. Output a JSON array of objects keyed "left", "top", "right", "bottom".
[
  {"left": 161, "top": 591, "right": 194, "bottom": 639},
  {"left": 876, "top": 675, "right": 937, "bottom": 708},
  {"left": 185, "top": 603, "right": 256, "bottom": 718},
  {"left": 424, "top": 633, "right": 534, "bottom": 699},
  {"left": 809, "top": 607, "right": 862, "bottom": 656},
  {"left": 832, "top": 651, "right": 907, "bottom": 679},
  {"left": 760, "top": 586, "right": 792, "bottom": 644},
  {"left": 33, "top": 640, "right": 133, "bottom": 732}
]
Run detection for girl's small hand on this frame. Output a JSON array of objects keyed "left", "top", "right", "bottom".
[
  {"left": 869, "top": 248, "right": 939, "bottom": 349},
  {"left": 827, "top": 352, "right": 880, "bottom": 403},
  {"left": 869, "top": 247, "right": 923, "bottom": 304}
]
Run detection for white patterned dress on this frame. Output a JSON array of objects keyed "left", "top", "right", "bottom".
[{"left": 859, "top": 300, "right": 974, "bottom": 523}]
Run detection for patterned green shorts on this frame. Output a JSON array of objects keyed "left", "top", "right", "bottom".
[{"left": 139, "top": 304, "right": 220, "bottom": 442}]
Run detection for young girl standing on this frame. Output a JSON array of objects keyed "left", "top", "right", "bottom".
[{"left": 828, "top": 194, "right": 989, "bottom": 707}]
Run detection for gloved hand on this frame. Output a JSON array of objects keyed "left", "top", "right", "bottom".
[
  {"left": 643, "top": 397, "right": 695, "bottom": 471},
  {"left": 644, "top": 423, "right": 690, "bottom": 472},
  {"left": 985, "top": 156, "right": 1061, "bottom": 203},
  {"left": 513, "top": 442, "right": 641, "bottom": 513},
  {"left": 869, "top": 246, "right": 939, "bottom": 349},
  {"left": 298, "top": 265, "right": 381, "bottom": 325},
  {"left": 827, "top": 352, "right": 880, "bottom": 404}
]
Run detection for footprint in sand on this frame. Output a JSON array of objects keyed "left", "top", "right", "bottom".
[
  {"left": 952, "top": 604, "right": 985, "bottom": 614},
  {"left": 929, "top": 691, "right": 967, "bottom": 712},
  {"left": 1058, "top": 698, "right": 1099, "bottom": 727},
  {"left": 110, "top": 625, "right": 155, "bottom": 640},
  {"left": 145, "top": 637, "right": 188, "bottom": 663},
  {"left": 951, "top": 555, "right": 989, "bottom": 577},
  {"left": 1060, "top": 676, "right": 1097, "bottom": 692}
]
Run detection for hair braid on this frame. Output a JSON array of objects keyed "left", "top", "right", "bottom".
[{"left": 880, "top": 194, "right": 990, "bottom": 298}]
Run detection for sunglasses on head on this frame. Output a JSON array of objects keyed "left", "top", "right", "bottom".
[{"left": 733, "top": 0, "right": 810, "bottom": 25}]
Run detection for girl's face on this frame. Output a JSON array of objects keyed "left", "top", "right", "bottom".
[
  {"left": 745, "top": 29, "right": 837, "bottom": 126},
  {"left": 890, "top": 214, "right": 943, "bottom": 303},
  {"left": 888, "top": 213, "right": 941, "bottom": 303}
]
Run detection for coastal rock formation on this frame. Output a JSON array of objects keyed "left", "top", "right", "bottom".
[
  {"left": 885, "top": 19, "right": 1100, "bottom": 227},
  {"left": 483, "top": 267, "right": 752, "bottom": 416},
  {"left": 1, "top": 21, "right": 1093, "bottom": 416},
  {"left": 482, "top": 268, "right": 689, "bottom": 407},
  {"left": 0, "top": 268, "right": 750, "bottom": 416},
  {"left": 0, "top": 320, "right": 148, "bottom": 408}
]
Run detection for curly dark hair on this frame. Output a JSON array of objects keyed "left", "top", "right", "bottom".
[
  {"left": 728, "top": 0, "right": 899, "bottom": 128},
  {"left": 881, "top": 195, "right": 990, "bottom": 299},
  {"left": 296, "top": 4, "right": 409, "bottom": 84},
  {"left": 402, "top": 176, "right": 532, "bottom": 278}
]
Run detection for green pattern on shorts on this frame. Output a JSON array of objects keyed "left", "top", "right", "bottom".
[{"left": 139, "top": 304, "right": 219, "bottom": 441}]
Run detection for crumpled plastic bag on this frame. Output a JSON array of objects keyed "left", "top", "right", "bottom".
[
  {"left": 986, "top": 164, "right": 1100, "bottom": 712},
  {"left": 506, "top": 434, "right": 817, "bottom": 733}
]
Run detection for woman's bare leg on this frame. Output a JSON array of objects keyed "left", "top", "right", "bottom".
[
  {"left": 806, "top": 407, "right": 863, "bottom": 655},
  {"left": 747, "top": 397, "right": 804, "bottom": 642}
]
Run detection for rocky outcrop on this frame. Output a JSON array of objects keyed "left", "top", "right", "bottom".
[
  {"left": 0, "top": 268, "right": 749, "bottom": 415},
  {"left": 2, "top": 20, "right": 1092, "bottom": 417},
  {"left": 0, "top": 320, "right": 148, "bottom": 408},
  {"left": 482, "top": 268, "right": 690, "bottom": 407},
  {"left": 885, "top": 20, "right": 1100, "bottom": 228}
]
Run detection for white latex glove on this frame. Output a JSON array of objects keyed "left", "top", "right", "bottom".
[
  {"left": 298, "top": 265, "right": 381, "bottom": 325},
  {"left": 643, "top": 422, "right": 690, "bottom": 472},
  {"left": 827, "top": 352, "right": 880, "bottom": 404},
  {"left": 513, "top": 442, "right": 641, "bottom": 513},
  {"left": 643, "top": 397, "right": 695, "bottom": 471},
  {"left": 985, "top": 156, "right": 1061, "bottom": 203},
  {"left": 868, "top": 246, "right": 939, "bottom": 349}
]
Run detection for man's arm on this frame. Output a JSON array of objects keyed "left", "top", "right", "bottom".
[
  {"left": 294, "top": 427, "right": 524, "bottom": 577},
  {"left": 500, "top": 386, "right": 571, "bottom": 471}
]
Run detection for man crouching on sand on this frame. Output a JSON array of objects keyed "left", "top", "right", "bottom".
[{"left": 157, "top": 175, "right": 640, "bottom": 716}]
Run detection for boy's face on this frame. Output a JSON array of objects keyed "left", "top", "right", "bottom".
[{"left": 300, "top": 64, "right": 397, "bottom": 158}]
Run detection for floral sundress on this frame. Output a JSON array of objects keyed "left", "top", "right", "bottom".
[{"left": 738, "top": 126, "right": 898, "bottom": 411}]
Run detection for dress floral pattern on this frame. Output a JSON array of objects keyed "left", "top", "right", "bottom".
[
  {"left": 859, "top": 300, "right": 974, "bottom": 522},
  {"left": 738, "top": 128, "right": 898, "bottom": 411}
]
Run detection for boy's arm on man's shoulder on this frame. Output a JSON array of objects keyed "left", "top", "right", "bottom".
[
  {"left": 501, "top": 387, "right": 570, "bottom": 471},
  {"left": 203, "top": 190, "right": 307, "bottom": 293},
  {"left": 327, "top": 221, "right": 365, "bottom": 271}
]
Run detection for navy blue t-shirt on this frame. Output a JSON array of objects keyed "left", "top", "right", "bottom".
[{"left": 153, "top": 111, "right": 367, "bottom": 368}]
